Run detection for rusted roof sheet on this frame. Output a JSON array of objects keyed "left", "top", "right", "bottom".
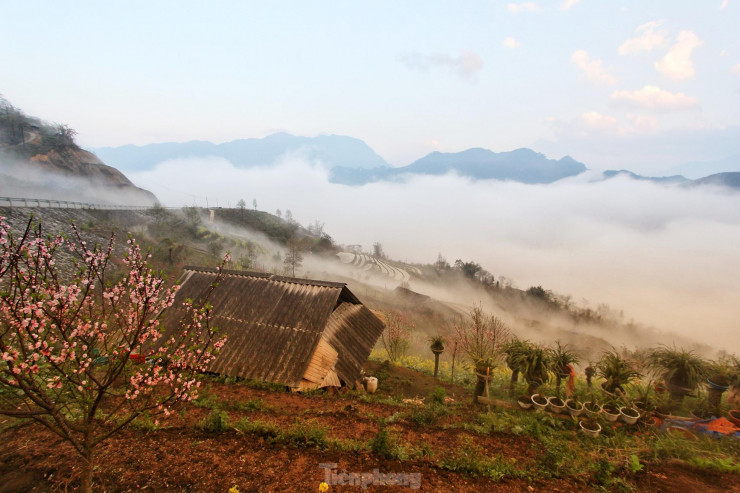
[
  {"left": 160, "top": 267, "right": 382, "bottom": 387},
  {"left": 323, "top": 302, "right": 386, "bottom": 385}
]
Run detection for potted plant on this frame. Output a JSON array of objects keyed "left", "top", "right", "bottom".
[
  {"left": 521, "top": 344, "right": 551, "bottom": 396},
  {"left": 583, "top": 401, "right": 602, "bottom": 418},
  {"left": 602, "top": 402, "right": 620, "bottom": 423},
  {"left": 619, "top": 406, "right": 641, "bottom": 425},
  {"left": 504, "top": 339, "right": 531, "bottom": 396},
  {"left": 550, "top": 341, "right": 579, "bottom": 395},
  {"left": 706, "top": 356, "right": 740, "bottom": 416},
  {"left": 648, "top": 345, "right": 708, "bottom": 411},
  {"left": 632, "top": 382, "right": 656, "bottom": 412},
  {"left": 547, "top": 396, "right": 566, "bottom": 414},
  {"left": 566, "top": 398, "right": 584, "bottom": 417},
  {"left": 517, "top": 395, "right": 533, "bottom": 410},
  {"left": 580, "top": 419, "right": 602, "bottom": 438},
  {"left": 429, "top": 335, "right": 446, "bottom": 379},
  {"left": 597, "top": 348, "right": 640, "bottom": 396},
  {"left": 531, "top": 393, "right": 548, "bottom": 411}
]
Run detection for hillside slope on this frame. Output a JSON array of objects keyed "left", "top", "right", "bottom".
[{"left": 0, "top": 97, "right": 157, "bottom": 205}]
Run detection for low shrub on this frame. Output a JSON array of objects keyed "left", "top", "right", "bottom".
[{"left": 199, "top": 409, "right": 230, "bottom": 433}]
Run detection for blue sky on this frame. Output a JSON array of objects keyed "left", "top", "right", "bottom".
[{"left": 2, "top": 0, "right": 739, "bottom": 172}]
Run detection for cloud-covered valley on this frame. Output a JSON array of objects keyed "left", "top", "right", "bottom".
[{"left": 131, "top": 157, "right": 740, "bottom": 352}]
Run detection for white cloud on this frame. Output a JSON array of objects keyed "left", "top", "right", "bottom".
[
  {"left": 732, "top": 62, "right": 740, "bottom": 75},
  {"left": 655, "top": 30, "right": 703, "bottom": 80},
  {"left": 720, "top": 0, "right": 729, "bottom": 9},
  {"left": 618, "top": 21, "right": 667, "bottom": 55},
  {"left": 611, "top": 85, "right": 697, "bottom": 111},
  {"left": 582, "top": 111, "right": 618, "bottom": 130},
  {"left": 508, "top": 2, "right": 538, "bottom": 13},
  {"left": 628, "top": 115, "right": 660, "bottom": 133},
  {"left": 504, "top": 37, "right": 521, "bottom": 49},
  {"left": 130, "top": 157, "right": 740, "bottom": 353},
  {"left": 570, "top": 50, "right": 617, "bottom": 85},
  {"left": 398, "top": 51, "right": 483, "bottom": 79},
  {"left": 563, "top": 0, "right": 581, "bottom": 9}
]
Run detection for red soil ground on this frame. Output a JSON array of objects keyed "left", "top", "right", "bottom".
[{"left": 1, "top": 367, "right": 739, "bottom": 492}]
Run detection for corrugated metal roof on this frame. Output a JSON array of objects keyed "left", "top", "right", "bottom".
[
  {"left": 160, "top": 267, "right": 383, "bottom": 387},
  {"left": 323, "top": 302, "right": 386, "bottom": 384}
]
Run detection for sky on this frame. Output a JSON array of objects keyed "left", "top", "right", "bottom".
[
  {"left": 2, "top": 1, "right": 740, "bottom": 173},
  {"left": 2, "top": 1, "right": 739, "bottom": 350}
]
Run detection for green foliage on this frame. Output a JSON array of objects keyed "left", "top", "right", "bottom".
[
  {"left": 198, "top": 409, "right": 230, "bottom": 433},
  {"left": 597, "top": 348, "right": 640, "bottom": 393},
  {"left": 648, "top": 345, "right": 708, "bottom": 389},
  {"left": 192, "top": 390, "right": 221, "bottom": 409},
  {"left": 234, "top": 417, "right": 329, "bottom": 450},
  {"left": 369, "top": 423, "right": 408, "bottom": 460},
  {"left": 503, "top": 339, "right": 532, "bottom": 372},
  {"left": 550, "top": 340, "right": 579, "bottom": 374},
  {"left": 427, "top": 386, "right": 447, "bottom": 405},
  {"left": 521, "top": 344, "right": 552, "bottom": 393},
  {"left": 227, "top": 398, "right": 266, "bottom": 412},
  {"left": 627, "top": 454, "right": 644, "bottom": 474},
  {"left": 408, "top": 403, "right": 448, "bottom": 426},
  {"left": 429, "top": 335, "right": 446, "bottom": 352},
  {"left": 707, "top": 355, "right": 740, "bottom": 387},
  {"left": 439, "top": 437, "right": 523, "bottom": 481}
]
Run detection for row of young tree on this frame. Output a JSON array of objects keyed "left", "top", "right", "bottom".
[{"left": 379, "top": 305, "right": 740, "bottom": 410}]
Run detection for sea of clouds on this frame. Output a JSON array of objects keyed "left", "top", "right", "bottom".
[{"left": 130, "top": 156, "right": 740, "bottom": 353}]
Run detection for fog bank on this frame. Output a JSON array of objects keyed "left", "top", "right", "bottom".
[{"left": 130, "top": 157, "right": 740, "bottom": 352}]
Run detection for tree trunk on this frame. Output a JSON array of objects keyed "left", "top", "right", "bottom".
[
  {"left": 449, "top": 345, "right": 457, "bottom": 384},
  {"left": 508, "top": 369, "right": 519, "bottom": 396},
  {"left": 708, "top": 388, "right": 724, "bottom": 416},
  {"left": 586, "top": 375, "right": 592, "bottom": 390},
  {"left": 555, "top": 374, "right": 562, "bottom": 395},
  {"left": 433, "top": 352, "right": 440, "bottom": 378},
  {"left": 474, "top": 373, "right": 486, "bottom": 403},
  {"left": 80, "top": 449, "right": 93, "bottom": 493}
]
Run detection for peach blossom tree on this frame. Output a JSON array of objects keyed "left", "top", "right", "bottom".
[{"left": 0, "top": 217, "right": 227, "bottom": 493}]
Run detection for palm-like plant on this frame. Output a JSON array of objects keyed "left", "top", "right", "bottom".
[
  {"left": 648, "top": 345, "right": 708, "bottom": 392},
  {"left": 707, "top": 356, "right": 739, "bottom": 388},
  {"left": 597, "top": 348, "right": 640, "bottom": 395},
  {"left": 521, "top": 344, "right": 551, "bottom": 396},
  {"left": 503, "top": 339, "right": 532, "bottom": 395},
  {"left": 550, "top": 341, "right": 579, "bottom": 394},
  {"left": 429, "top": 335, "right": 446, "bottom": 378}
]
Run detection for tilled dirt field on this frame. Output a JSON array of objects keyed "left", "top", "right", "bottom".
[{"left": 2, "top": 379, "right": 739, "bottom": 493}]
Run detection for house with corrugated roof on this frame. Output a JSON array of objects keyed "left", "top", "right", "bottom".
[{"left": 161, "top": 267, "right": 385, "bottom": 391}]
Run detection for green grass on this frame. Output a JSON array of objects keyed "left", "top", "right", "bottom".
[
  {"left": 233, "top": 417, "right": 330, "bottom": 450},
  {"left": 438, "top": 436, "right": 527, "bottom": 481},
  {"left": 198, "top": 409, "right": 231, "bottom": 433}
]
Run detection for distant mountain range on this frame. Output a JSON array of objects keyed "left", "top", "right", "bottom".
[
  {"left": 94, "top": 134, "right": 588, "bottom": 185},
  {"left": 93, "top": 133, "right": 388, "bottom": 172},
  {"left": 92, "top": 132, "right": 740, "bottom": 190},
  {"left": 600, "top": 169, "right": 740, "bottom": 190},
  {"left": 331, "top": 147, "right": 587, "bottom": 185}
]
